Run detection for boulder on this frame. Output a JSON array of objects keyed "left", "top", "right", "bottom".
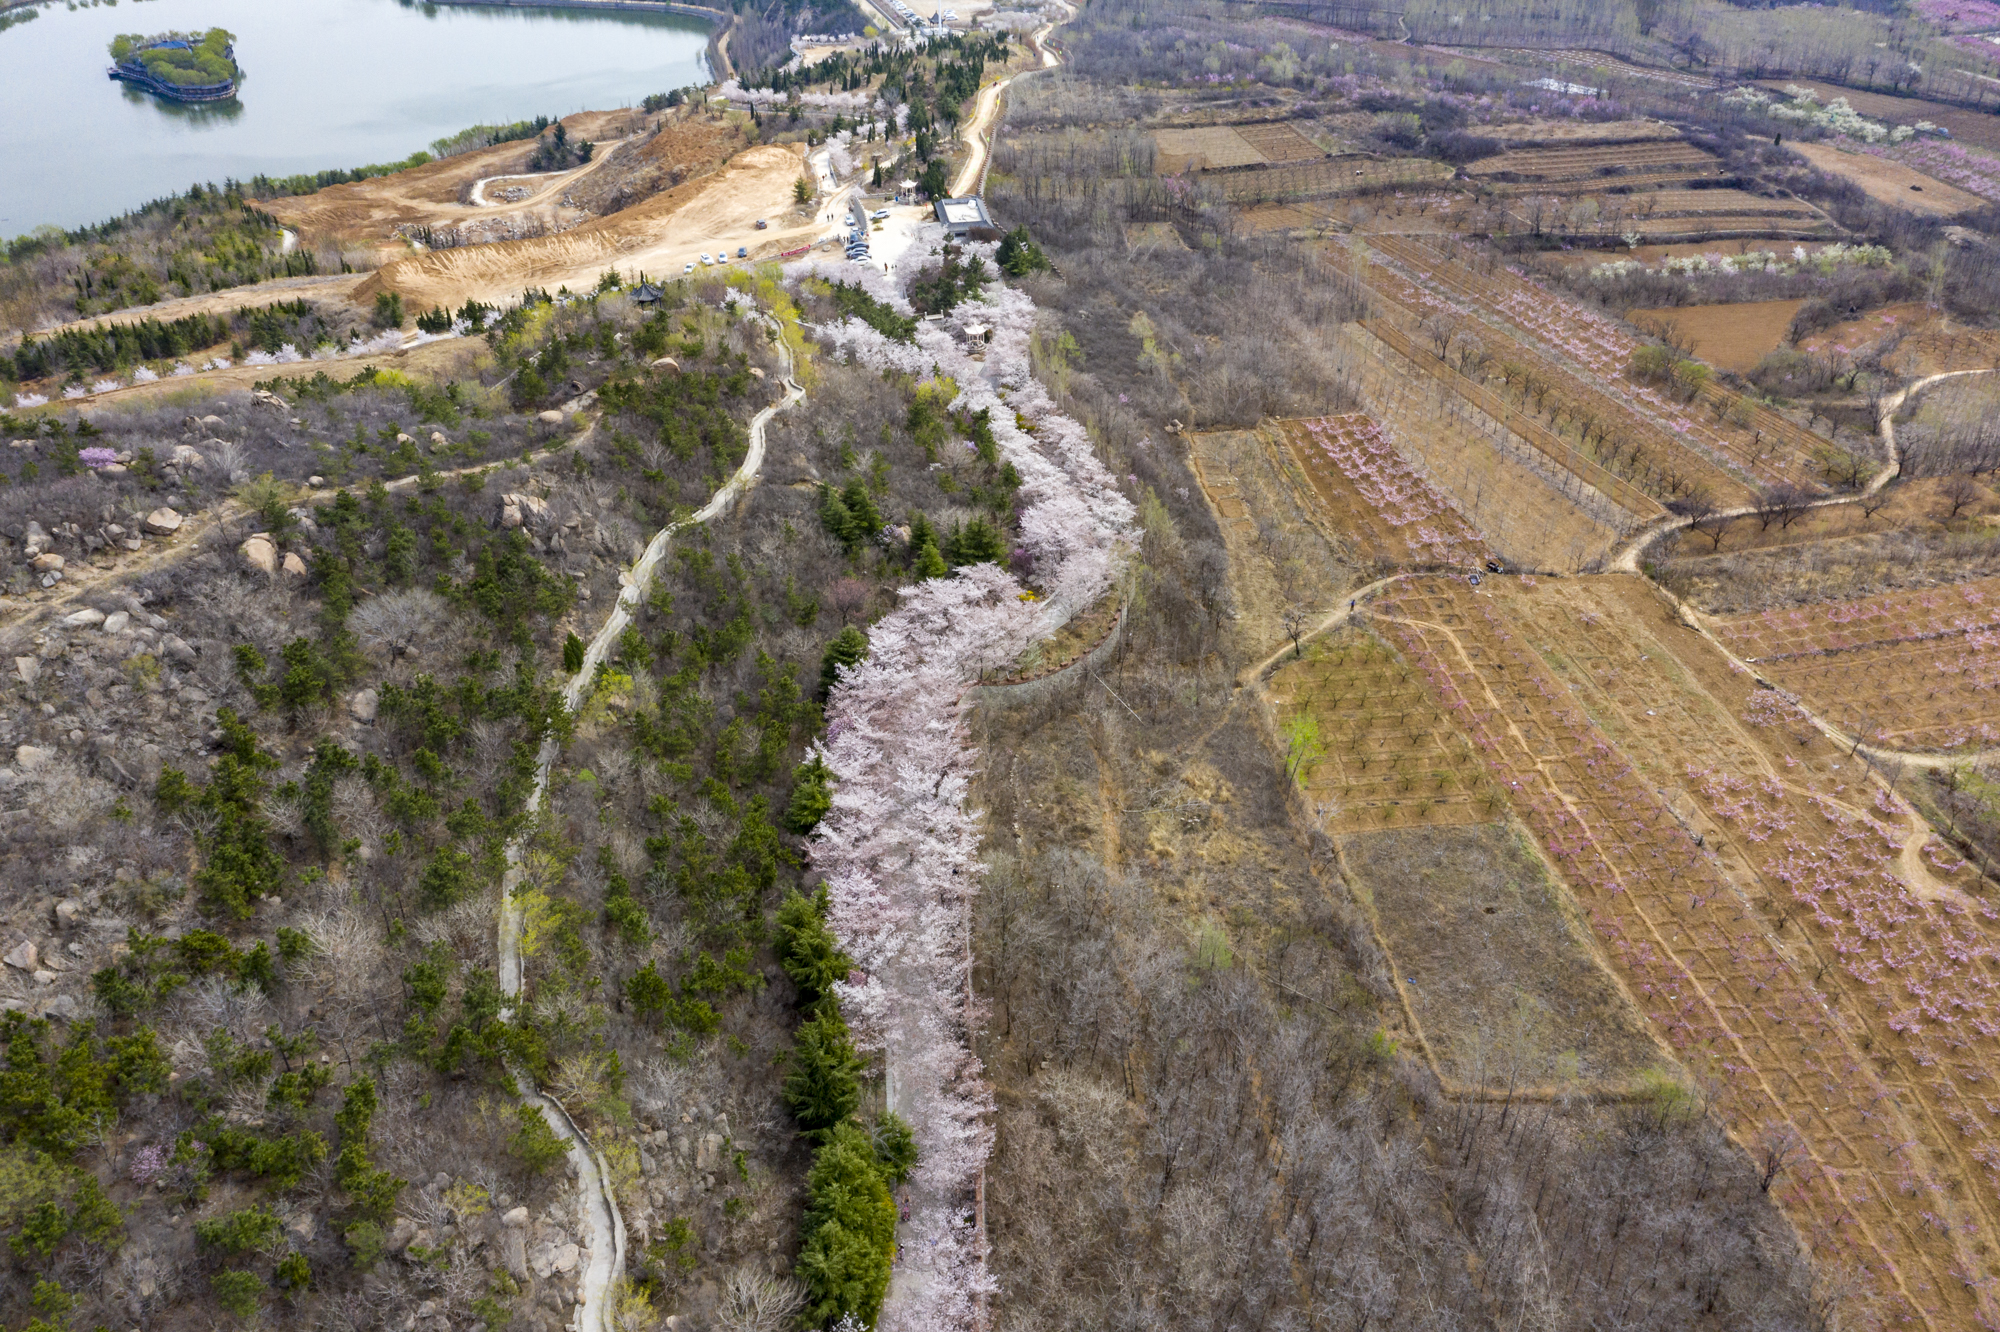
[
  {"left": 501, "top": 1206, "right": 530, "bottom": 1229},
  {"left": 239, "top": 536, "right": 278, "bottom": 576},
  {"left": 281, "top": 552, "right": 309, "bottom": 578},
  {"left": 695, "top": 1132, "right": 723, "bottom": 1173},
  {"left": 102, "top": 611, "right": 130, "bottom": 634},
  {"left": 161, "top": 634, "right": 197, "bottom": 666},
  {"left": 62, "top": 608, "right": 105, "bottom": 628},
  {"left": 32, "top": 971, "right": 56, "bottom": 987},
  {"left": 3, "top": 940, "right": 36, "bottom": 971},
  {"left": 537, "top": 410, "right": 566, "bottom": 425},
  {"left": 498, "top": 493, "right": 549, "bottom": 530},
  {"left": 749, "top": 366, "right": 765, "bottom": 379},
  {"left": 169, "top": 445, "right": 205, "bottom": 468},
  {"left": 55, "top": 899, "right": 83, "bottom": 928},
  {"left": 198, "top": 414, "right": 225, "bottom": 432},
  {"left": 501, "top": 1230, "right": 529, "bottom": 1282},
  {"left": 429, "top": 431, "right": 449, "bottom": 452},
  {"left": 349, "top": 688, "right": 379, "bottom": 723},
  {"left": 651, "top": 357, "right": 681, "bottom": 374},
  {"left": 387, "top": 1217, "right": 418, "bottom": 1254},
  {"left": 30, "top": 553, "right": 63, "bottom": 573},
  {"left": 97, "top": 463, "right": 128, "bottom": 477},
  {"left": 143, "top": 507, "right": 182, "bottom": 535},
  {"left": 14, "top": 657, "right": 38, "bottom": 687},
  {"left": 551, "top": 1243, "right": 580, "bottom": 1275},
  {"left": 14, "top": 745, "right": 53, "bottom": 771}
]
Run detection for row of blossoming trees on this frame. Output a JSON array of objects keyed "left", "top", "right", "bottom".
[{"left": 790, "top": 238, "right": 1134, "bottom": 1330}]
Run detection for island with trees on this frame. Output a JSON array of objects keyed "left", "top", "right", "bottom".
[{"left": 107, "top": 29, "right": 239, "bottom": 103}]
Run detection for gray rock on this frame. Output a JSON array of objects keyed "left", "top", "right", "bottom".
[
  {"left": 501, "top": 1230, "right": 529, "bottom": 1280},
  {"left": 282, "top": 552, "right": 309, "bottom": 577},
  {"left": 143, "top": 507, "right": 182, "bottom": 535},
  {"left": 4, "top": 940, "right": 37, "bottom": 971},
  {"left": 538, "top": 410, "right": 565, "bottom": 425},
  {"left": 387, "top": 1216, "right": 418, "bottom": 1253},
  {"left": 63, "top": 608, "right": 105, "bottom": 628},
  {"left": 551, "top": 1243, "right": 580, "bottom": 1274},
  {"left": 502, "top": 1206, "right": 530, "bottom": 1228},
  {"left": 161, "top": 634, "right": 197, "bottom": 666},
  {"left": 14, "top": 657, "right": 37, "bottom": 687},
  {"left": 30, "top": 552, "right": 63, "bottom": 573},
  {"left": 696, "top": 1133, "right": 723, "bottom": 1173},
  {"left": 14, "top": 745, "right": 53, "bottom": 772},
  {"left": 31, "top": 970, "right": 56, "bottom": 987},
  {"left": 349, "top": 688, "right": 379, "bottom": 723},
  {"left": 102, "top": 611, "right": 130, "bottom": 634},
  {"left": 639, "top": 1149, "right": 657, "bottom": 1178},
  {"left": 54, "top": 899, "right": 83, "bottom": 928},
  {"left": 528, "top": 1241, "right": 556, "bottom": 1279}
]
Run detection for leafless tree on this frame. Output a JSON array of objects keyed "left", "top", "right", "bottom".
[
  {"left": 1282, "top": 604, "right": 1311, "bottom": 657},
  {"left": 350, "top": 588, "right": 453, "bottom": 663},
  {"left": 714, "top": 1267, "right": 806, "bottom": 1332},
  {"left": 830, "top": 576, "right": 870, "bottom": 624},
  {"left": 1940, "top": 473, "right": 1983, "bottom": 521}
]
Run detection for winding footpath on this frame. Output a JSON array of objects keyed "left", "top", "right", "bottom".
[{"left": 494, "top": 313, "right": 803, "bottom": 1332}]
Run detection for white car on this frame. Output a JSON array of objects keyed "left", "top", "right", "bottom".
[
  {"left": 700, "top": 254, "right": 713, "bottom": 265},
  {"left": 683, "top": 262, "right": 694, "bottom": 273},
  {"left": 871, "top": 208, "right": 891, "bottom": 220}
]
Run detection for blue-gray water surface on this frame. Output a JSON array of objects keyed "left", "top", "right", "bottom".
[{"left": 0, "top": 0, "right": 710, "bottom": 234}]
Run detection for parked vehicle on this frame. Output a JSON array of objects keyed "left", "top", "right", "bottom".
[
  {"left": 737, "top": 246, "right": 748, "bottom": 258},
  {"left": 755, "top": 218, "right": 769, "bottom": 229}
]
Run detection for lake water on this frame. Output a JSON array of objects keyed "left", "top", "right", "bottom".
[{"left": 0, "top": 0, "right": 712, "bottom": 235}]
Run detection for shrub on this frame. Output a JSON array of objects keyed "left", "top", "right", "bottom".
[
  {"left": 509, "top": 1104, "right": 569, "bottom": 1176},
  {"left": 818, "top": 626, "right": 868, "bottom": 699},
  {"left": 783, "top": 756, "right": 834, "bottom": 835},
  {"left": 775, "top": 887, "right": 851, "bottom": 1006},
  {"left": 210, "top": 1270, "right": 264, "bottom": 1320},
  {"left": 870, "top": 1111, "right": 916, "bottom": 1185},
  {"left": 782, "top": 1010, "right": 863, "bottom": 1133},
  {"left": 794, "top": 1122, "right": 896, "bottom": 1328},
  {"left": 195, "top": 1205, "right": 281, "bottom": 1253}
]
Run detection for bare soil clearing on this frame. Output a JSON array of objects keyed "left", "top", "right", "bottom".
[
  {"left": 1629, "top": 298, "right": 1803, "bottom": 372},
  {"left": 355, "top": 144, "right": 813, "bottom": 312},
  {"left": 1789, "top": 141, "right": 1985, "bottom": 215}
]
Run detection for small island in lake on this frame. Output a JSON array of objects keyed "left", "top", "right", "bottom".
[{"left": 107, "top": 29, "right": 239, "bottom": 103}]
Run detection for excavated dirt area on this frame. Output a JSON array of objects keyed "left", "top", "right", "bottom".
[
  {"left": 354, "top": 143, "right": 814, "bottom": 312},
  {"left": 263, "top": 112, "right": 743, "bottom": 257}
]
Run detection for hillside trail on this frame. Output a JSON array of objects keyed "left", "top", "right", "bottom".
[
  {"left": 1605, "top": 367, "right": 1997, "bottom": 574},
  {"left": 494, "top": 313, "right": 803, "bottom": 1332},
  {"left": 950, "top": 0, "right": 1071, "bottom": 198}
]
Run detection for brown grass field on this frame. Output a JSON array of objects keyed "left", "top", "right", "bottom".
[
  {"left": 1339, "top": 821, "right": 1662, "bottom": 1087},
  {"left": 1152, "top": 124, "right": 1269, "bottom": 172},
  {"left": 1630, "top": 298, "right": 1804, "bottom": 372}
]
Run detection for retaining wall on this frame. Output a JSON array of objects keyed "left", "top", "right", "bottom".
[{"left": 967, "top": 599, "right": 1127, "bottom": 706}]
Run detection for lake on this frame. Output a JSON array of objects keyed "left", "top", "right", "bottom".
[{"left": 0, "top": 0, "right": 712, "bottom": 236}]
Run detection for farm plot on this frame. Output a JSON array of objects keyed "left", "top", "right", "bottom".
[
  {"left": 1341, "top": 822, "right": 1662, "bottom": 1088},
  {"left": 1629, "top": 298, "right": 1804, "bottom": 373},
  {"left": 1274, "top": 414, "right": 1492, "bottom": 569},
  {"left": 1210, "top": 156, "right": 1454, "bottom": 202},
  {"left": 1270, "top": 627, "right": 1498, "bottom": 834},
  {"left": 1153, "top": 125, "right": 1268, "bottom": 172},
  {"left": 1711, "top": 575, "right": 2000, "bottom": 750},
  {"left": 1329, "top": 322, "right": 1633, "bottom": 570},
  {"left": 1233, "top": 120, "right": 1325, "bottom": 162},
  {"left": 1466, "top": 138, "right": 1724, "bottom": 184},
  {"left": 1338, "top": 240, "right": 1766, "bottom": 507},
  {"left": 1499, "top": 187, "right": 1837, "bottom": 237},
  {"left": 1375, "top": 572, "right": 2000, "bottom": 1331},
  {"left": 1368, "top": 235, "right": 1839, "bottom": 493}
]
